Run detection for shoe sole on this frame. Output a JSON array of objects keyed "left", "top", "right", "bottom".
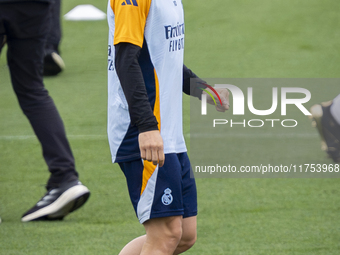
[
  {"left": 43, "top": 52, "right": 65, "bottom": 76},
  {"left": 21, "top": 185, "right": 90, "bottom": 222},
  {"left": 51, "top": 52, "right": 65, "bottom": 70}
]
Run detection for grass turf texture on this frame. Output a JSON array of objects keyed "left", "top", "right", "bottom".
[{"left": 0, "top": 0, "right": 339, "bottom": 254}]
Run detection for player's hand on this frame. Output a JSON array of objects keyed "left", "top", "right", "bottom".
[
  {"left": 204, "top": 88, "right": 230, "bottom": 112},
  {"left": 138, "top": 130, "right": 165, "bottom": 167}
]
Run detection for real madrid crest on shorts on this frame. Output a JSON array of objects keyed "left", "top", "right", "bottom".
[{"left": 161, "top": 188, "right": 173, "bottom": 205}]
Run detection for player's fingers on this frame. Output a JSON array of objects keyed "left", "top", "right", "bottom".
[
  {"left": 151, "top": 147, "right": 159, "bottom": 166},
  {"left": 145, "top": 147, "right": 152, "bottom": 162},
  {"left": 152, "top": 156, "right": 158, "bottom": 166},
  {"left": 216, "top": 102, "right": 229, "bottom": 112},
  {"left": 221, "top": 90, "right": 230, "bottom": 110},
  {"left": 158, "top": 151, "right": 165, "bottom": 167},
  {"left": 140, "top": 147, "right": 146, "bottom": 160},
  {"left": 222, "top": 98, "right": 230, "bottom": 110},
  {"left": 222, "top": 99, "right": 230, "bottom": 110},
  {"left": 150, "top": 145, "right": 165, "bottom": 167},
  {"left": 215, "top": 104, "right": 225, "bottom": 112},
  {"left": 206, "top": 96, "right": 214, "bottom": 105}
]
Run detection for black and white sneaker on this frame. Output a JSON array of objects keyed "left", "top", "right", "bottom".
[
  {"left": 43, "top": 51, "right": 65, "bottom": 76},
  {"left": 21, "top": 180, "right": 90, "bottom": 222},
  {"left": 310, "top": 102, "right": 340, "bottom": 162}
]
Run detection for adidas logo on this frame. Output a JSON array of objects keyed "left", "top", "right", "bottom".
[{"left": 121, "top": 0, "right": 138, "bottom": 6}]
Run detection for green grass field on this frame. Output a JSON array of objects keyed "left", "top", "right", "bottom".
[{"left": 1, "top": 0, "right": 340, "bottom": 254}]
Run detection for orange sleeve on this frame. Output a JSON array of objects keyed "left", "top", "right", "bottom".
[{"left": 110, "top": 0, "right": 151, "bottom": 48}]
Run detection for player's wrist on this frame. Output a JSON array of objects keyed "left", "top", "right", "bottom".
[{"left": 138, "top": 123, "right": 159, "bottom": 133}]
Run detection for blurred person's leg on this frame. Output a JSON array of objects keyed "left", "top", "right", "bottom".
[
  {"left": 44, "top": 0, "right": 65, "bottom": 76},
  {"left": 330, "top": 94, "right": 340, "bottom": 125},
  {"left": 310, "top": 94, "right": 340, "bottom": 162},
  {"left": 0, "top": 2, "right": 89, "bottom": 221}
]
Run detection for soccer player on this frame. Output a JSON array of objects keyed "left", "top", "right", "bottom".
[
  {"left": 0, "top": 0, "right": 90, "bottom": 222},
  {"left": 107, "top": 0, "right": 229, "bottom": 254},
  {"left": 310, "top": 94, "right": 340, "bottom": 162}
]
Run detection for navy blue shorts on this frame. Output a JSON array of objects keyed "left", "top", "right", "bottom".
[{"left": 119, "top": 152, "right": 197, "bottom": 224}]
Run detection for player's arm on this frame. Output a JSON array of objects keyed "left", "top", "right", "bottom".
[
  {"left": 182, "top": 65, "right": 230, "bottom": 111},
  {"left": 113, "top": 0, "right": 164, "bottom": 166},
  {"left": 115, "top": 43, "right": 158, "bottom": 133},
  {"left": 115, "top": 42, "right": 164, "bottom": 167},
  {"left": 182, "top": 65, "right": 205, "bottom": 99}
]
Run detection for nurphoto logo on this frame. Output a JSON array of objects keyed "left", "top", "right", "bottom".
[{"left": 201, "top": 84, "right": 312, "bottom": 128}]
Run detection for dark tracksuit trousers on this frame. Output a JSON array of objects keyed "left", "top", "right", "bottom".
[
  {"left": 0, "top": 2, "right": 78, "bottom": 189},
  {"left": 45, "top": 0, "right": 61, "bottom": 53}
]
